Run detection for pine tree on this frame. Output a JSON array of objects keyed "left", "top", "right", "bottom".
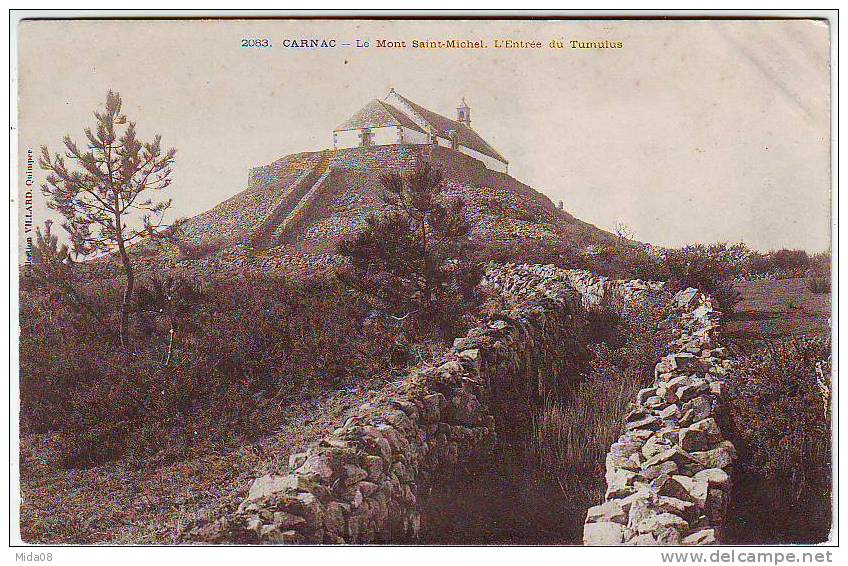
[
  {"left": 338, "top": 160, "right": 479, "bottom": 337},
  {"left": 30, "top": 220, "right": 103, "bottom": 326},
  {"left": 39, "top": 91, "right": 176, "bottom": 350}
]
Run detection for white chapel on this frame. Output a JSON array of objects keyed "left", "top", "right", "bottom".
[{"left": 332, "top": 89, "right": 509, "bottom": 174}]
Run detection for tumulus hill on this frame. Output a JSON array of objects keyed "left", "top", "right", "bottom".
[{"left": 135, "top": 144, "right": 615, "bottom": 276}]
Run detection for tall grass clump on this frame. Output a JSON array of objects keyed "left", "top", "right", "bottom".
[
  {"left": 531, "top": 377, "right": 639, "bottom": 500},
  {"left": 806, "top": 251, "right": 831, "bottom": 294},
  {"left": 808, "top": 276, "right": 831, "bottom": 294},
  {"left": 530, "top": 294, "right": 672, "bottom": 533}
]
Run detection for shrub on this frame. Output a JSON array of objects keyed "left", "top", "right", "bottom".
[
  {"left": 472, "top": 236, "right": 670, "bottom": 282},
  {"left": 625, "top": 248, "right": 667, "bottom": 281},
  {"left": 474, "top": 238, "right": 584, "bottom": 269},
  {"left": 745, "top": 250, "right": 767, "bottom": 274},
  {"left": 26, "top": 221, "right": 107, "bottom": 326},
  {"left": 806, "top": 251, "right": 831, "bottom": 294},
  {"left": 809, "top": 251, "right": 831, "bottom": 275},
  {"left": 580, "top": 243, "right": 667, "bottom": 281},
  {"left": 20, "top": 273, "right": 402, "bottom": 468},
  {"left": 770, "top": 248, "right": 810, "bottom": 275},
  {"left": 746, "top": 248, "right": 821, "bottom": 279},
  {"left": 660, "top": 243, "right": 742, "bottom": 318},
  {"left": 19, "top": 284, "right": 122, "bottom": 434},
  {"left": 175, "top": 238, "right": 227, "bottom": 261},
  {"left": 726, "top": 338, "right": 832, "bottom": 543},
  {"left": 808, "top": 276, "right": 831, "bottom": 294}
]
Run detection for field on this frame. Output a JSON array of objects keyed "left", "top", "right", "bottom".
[
  {"left": 723, "top": 277, "right": 832, "bottom": 544},
  {"left": 725, "top": 277, "right": 831, "bottom": 340},
  {"left": 19, "top": 270, "right": 834, "bottom": 544}
]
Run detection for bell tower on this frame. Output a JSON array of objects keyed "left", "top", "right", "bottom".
[{"left": 457, "top": 97, "right": 471, "bottom": 127}]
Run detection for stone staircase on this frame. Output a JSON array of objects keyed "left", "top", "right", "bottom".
[
  {"left": 272, "top": 165, "right": 337, "bottom": 244},
  {"left": 249, "top": 151, "right": 332, "bottom": 250}
]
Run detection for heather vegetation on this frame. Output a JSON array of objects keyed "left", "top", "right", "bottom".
[
  {"left": 725, "top": 337, "right": 832, "bottom": 543},
  {"left": 20, "top": 271, "right": 410, "bottom": 469},
  {"left": 718, "top": 254, "right": 832, "bottom": 543}
]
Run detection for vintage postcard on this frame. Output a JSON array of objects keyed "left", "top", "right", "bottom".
[{"left": 10, "top": 11, "right": 837, "bottom": 558}]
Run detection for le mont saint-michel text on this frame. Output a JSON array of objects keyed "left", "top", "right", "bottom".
[
  {"left": 376, "top": 39, "right": 623, "bottom": 49},
  {"left": 266, "top": 38, "right": 623, "bottom": 49}
]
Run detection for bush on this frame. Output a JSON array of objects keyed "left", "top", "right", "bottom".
[
  {"left": 746, "top": 248, "right": 822, "bottom": 279},
  {"left": 660, "top": 243, "right": 742, "bottom": 318},
  {"left": 806, "top": 251, "right": 831, "bottom": 294},
  {"left": 471, "top": 236, "right": 670, "bottom": 282},
  {"left": 809, "top": 251, "right": 831, "bottom": 275},
  {"left": 770, "top": 249, "right": 810, "bottom": 274},
  {"left": 726, "top": 338, "right": 832, "bottom": 543},
  {"left": 20, "top": 273, "right": 403, "bottom": 468},
  {"left": 474, "top": 238, "right": 584, "bottom": 269},
  {"left": 174, "top": 238, "right": 227, "bottom": 261},
  {"left": 580, "top": 243, "right": 667, "bottom": 281},
  {"left": 808, "top": 276, "right": 831, "bottom": 294},
  {"left": 746, "top": 250, "right": 772, "bottom": 277}
]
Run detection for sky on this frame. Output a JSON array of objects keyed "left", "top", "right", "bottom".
[{"left": 16, "top": 18, "right": 832, "bottom": 252}]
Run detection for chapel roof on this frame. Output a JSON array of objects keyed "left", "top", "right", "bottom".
[
  {"left": 388, "top": 91, "right": 508, "bottom": 164},
  {"left": 334, "top": 99, "right": 425, "bottom": 133},
  {"left": 333, "top": 92, "right": 508, "bottom": 164}
]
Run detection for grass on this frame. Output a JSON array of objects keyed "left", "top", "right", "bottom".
[
  {"left": 528, "top": 296, "right": 672, "bottom": 539},
  {"left": 19, "top": 272, "right": 415, "bottom": 468},
  {"left": 725, "top": 277, "right": 831, "bottom": 341},
  {"left": 19, "top": 231, "right": 832, "bottom": 544},
  {"left": 18, "top": 265, "right": 452, "bottom": 542},
  {"left": 531, "top": 375, "right": 642, "bottom": 509},
  {"left": 418, "top": 295, "right": 671, "bottom": 544}
]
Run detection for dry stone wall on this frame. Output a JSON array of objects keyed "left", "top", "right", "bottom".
[
  {"left": 182, "top": 263, "right": 584, "bottom": 544},
  {"left": 482, "top": 265, "right": 738, "bottom": 546},
  {"left": 581, "top": 283, "right": 736, "bottom": 546}
]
